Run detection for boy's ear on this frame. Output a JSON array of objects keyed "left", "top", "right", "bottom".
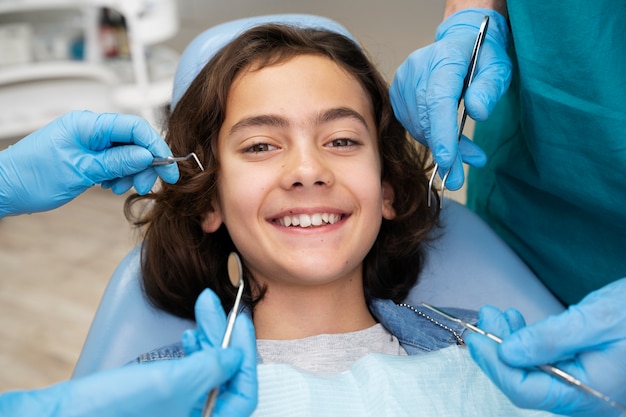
[
  {"left": 381, "top": 181, "right": 396, "bottom": 220},
  {"left": 201, "top": 202, "right": 223, "bottom": 233}
]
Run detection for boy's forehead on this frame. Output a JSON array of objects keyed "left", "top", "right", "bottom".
[
  {"left": 220, "top": 55, "right": 378, "bottom": 147},
  {"left": 229, "top": 54, "right": 372, "bottom": 109},
  {"left": 233, "top": 53, "right": 333, "bottom": 84}
]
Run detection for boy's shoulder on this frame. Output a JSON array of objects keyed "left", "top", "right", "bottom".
[{"left": 134, "top": 342, "right": 186, "bottom": 363}]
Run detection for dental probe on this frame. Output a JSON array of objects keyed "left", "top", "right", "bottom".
[
  {"left": 151, "top": 152, "right": 205, "bottom": 171},
  {"left": 420, "top": 303, "right": 626, "bottom": 413}
]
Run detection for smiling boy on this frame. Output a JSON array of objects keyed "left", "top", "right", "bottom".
[
  {"left": 204, "top": 53, "right": 396, "bottom": 341},
  {"left": 126, "top": 21, "right": 468, "bottom": 371}
]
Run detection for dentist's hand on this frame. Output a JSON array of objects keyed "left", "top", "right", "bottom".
[
  {"left": 0, "top": 288, "right": 257, "bottom": 417},
  {"left": 0, "top": 342, "right": 244, "bottom": 417},
  {"left": 390, "top": 8, "right": 511, "bottom": 189},
  {"left": 182, "top": 289, "right": 258, "bottom": 416},
  {"left": 0, "top": 110, "right": 179, "bottom": 218},
  {"left": 466, "top": 280, "right": 626, "bottom": 417}
]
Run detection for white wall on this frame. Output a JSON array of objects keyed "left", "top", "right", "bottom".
[{"left": 168, "top": 0, "right": 445, "bottom": 81}]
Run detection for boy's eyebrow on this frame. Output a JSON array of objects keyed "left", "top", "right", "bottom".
[
  {"left": 317, "top": 107, "right": 368, "bottom": 128},
  {"left": 228, "top": 107, "right": 369, "bottom": 135},
  {"left": 229, "top": 114, "right": 288, "bottom": 135}
]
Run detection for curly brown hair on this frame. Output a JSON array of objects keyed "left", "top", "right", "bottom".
[{"left": 125, "top": 23, "right": 439, "bottom": 320}]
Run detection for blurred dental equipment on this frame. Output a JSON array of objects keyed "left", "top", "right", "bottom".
[
  {"left": 420, "top": 303, "right": 626, "bottom": 413},
  {"left": 202, "top": 252, "right": 245, "bottom": 417},
  {"left": 151, "top": 152, "right": 204, "bottom": 171},
  {"left": 0, "top": 0, "right": 180, "bottom": 140},
  {"left": 428, "top": 15, "right": 489, "bottom": 208}
]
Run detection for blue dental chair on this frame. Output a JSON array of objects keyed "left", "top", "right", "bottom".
[{"left": 72, "top": 14, "right": 565, "bottom": 379}]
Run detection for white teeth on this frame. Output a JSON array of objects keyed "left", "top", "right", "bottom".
[
  {"left": 278, "top": 212, "right": 341, "bottom": 228},
  {"left": 299, "top": 214, "right": 311, "bottom": 227}
]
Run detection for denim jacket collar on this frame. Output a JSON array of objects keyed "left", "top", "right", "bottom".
[
  {"left": 368, "top": 298, "right": 477, "bottom": 355},
  {"left": 136, "top": 299, "right": 477, "bottom": 363}
]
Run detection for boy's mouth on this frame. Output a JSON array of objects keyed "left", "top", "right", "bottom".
[{"left": 274, "top": 212, "right": 344, "bottom": 228}]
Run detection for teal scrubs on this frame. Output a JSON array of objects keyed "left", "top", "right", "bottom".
[{"left": 467, "top": 1, "right": 626, "bottom": 305}]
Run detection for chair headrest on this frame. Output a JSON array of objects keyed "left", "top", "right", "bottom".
[{"left": 170, "top": 14, "right": 357, "bottom": 109}]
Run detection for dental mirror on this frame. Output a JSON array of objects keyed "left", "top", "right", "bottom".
[
  {"left": 222, "top": 252, "right": 244, "bottom": 346},
  {"left": 202, "top": 252, "right": 245, "bottom": 417},
  {"left": 228, "top": 251, "right": 243, "bottom": 288}
]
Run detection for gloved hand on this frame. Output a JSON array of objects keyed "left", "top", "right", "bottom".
[
  {"left": 0, "top": 110, "right": 179, "bottom": 218},
  {"left": 0, "top": 344, "right": 243, "bottom": 417},
  {"left": 466, "top": 279, "right": 626, "bottom": 417},
  {"left": 182, "top": 289, "right": 258, "bottom": 416},
  {"left": 0, "top": 288, "right": 257, "bottom": 417},
  {"left": 390, "top": 8, "right": 512, "bottom": 189}
]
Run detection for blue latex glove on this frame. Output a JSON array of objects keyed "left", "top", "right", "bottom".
[
  {"left": 466, "top": 279, "right": 626, "bottom": 417},
  {"left": 182, "top": 289, "right": 258, "bottom": 416},
  {"left": 0, "top": 289, "right": 257, "bottom": 417},
  {"left": 0, "top": 349, "right": 243, "bottom": 417},
  {"left": 0, "top": 110, "right": 179, "bottom": 218},
  {"left": 390, "top": 8, "right": 512, "bottom": 189}
]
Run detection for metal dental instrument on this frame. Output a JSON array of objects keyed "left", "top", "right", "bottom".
[
  {"left": 202, "top": 252, "right": 245, "bottom": 417},
  {"left": 420, "top": 302, "right": 626, "bottom": 413},
  {"left": 428, "top": 15, "right": 489, "bottom": 208},
  {"left": 151, "top": 152, "right": 205, "bottom": 171}
]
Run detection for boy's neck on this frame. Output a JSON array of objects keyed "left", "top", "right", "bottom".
[{"left": 252, "top": 279, "right": 376, "bottom": 340}]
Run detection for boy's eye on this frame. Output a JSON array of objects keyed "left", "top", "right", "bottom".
[
  {"left": 244, "top": 143, "right": 276, "bottom": 153},
  {"left": 327, "top": 138, "right": 357, "bottom": 148}
]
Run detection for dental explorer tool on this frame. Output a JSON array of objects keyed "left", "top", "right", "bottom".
[
  {"left": 151, "top": 152, "right": 204, "bottom": 171},
  {"left": 202, "top": 252, "right": 245, "bottom": 417},
  {"left": 428, "top": 15, "right": 489, "bottom": 208},
  {"left": 420, "top": 302, "right": 626, "bottom": 413}
]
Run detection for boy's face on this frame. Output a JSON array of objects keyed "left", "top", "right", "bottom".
[{"left": 203, "top": 54, "right": 395, "bottom": 290}]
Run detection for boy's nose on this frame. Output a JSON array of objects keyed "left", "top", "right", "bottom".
[{"left": 281, "top": 146, "right": 335, "bottom": 189}]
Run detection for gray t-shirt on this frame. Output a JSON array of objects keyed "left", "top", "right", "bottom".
[{"left": 256, "top": 323, "right": 407, "bottom": 373}]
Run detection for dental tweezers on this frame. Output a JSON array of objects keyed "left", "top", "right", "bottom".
[
  {"left": 420, "top": 303, "right": 626, "bottom": 413},
  {"left": 428, "top": 15, "right": 489, "bottom": 208}
]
